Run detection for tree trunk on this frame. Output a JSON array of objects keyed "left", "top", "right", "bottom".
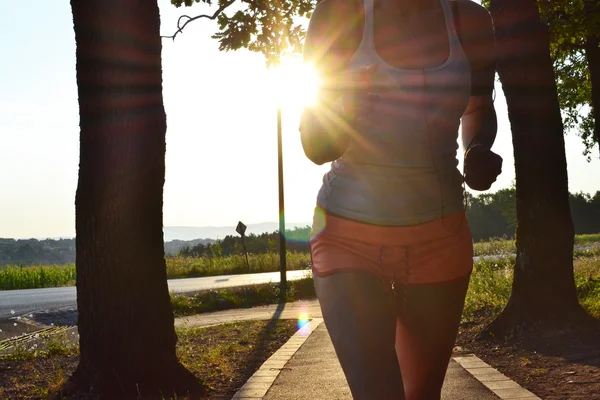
[
  {"left": 584, "top": 35, "right": 600, "bottom": 158},
  {"left": 486, "top": 0, "right": 589, "bottom": 336},
  {"left": 64, "top": 0, "right": 203, "bottom": 397}
]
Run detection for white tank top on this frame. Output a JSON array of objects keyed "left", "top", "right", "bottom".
[{"left": 316, "top": 0, "right": 471, "bottom": 226}]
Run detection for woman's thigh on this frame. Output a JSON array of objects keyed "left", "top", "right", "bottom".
[
  {"left": 394, "top": 275, "right": 471, "bottom": 400},
  {"left": 314, "top": 272, "right": 405, "bottom": 400}
]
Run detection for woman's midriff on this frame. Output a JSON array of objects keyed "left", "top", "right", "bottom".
[{"left": 309, "top": 207, "right": 474, "bottom": 285}]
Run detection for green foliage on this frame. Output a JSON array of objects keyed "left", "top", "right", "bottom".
[
  {"left": 570, "top": 191, "right": 600, "bottom": 234},
  {"left": 169, "top": 0, "right": 318, "bottom": 65},
  {"left": 466, "top": 188, "right": 517, "bottom": 241},
  {"left": 210, "top": 241, "right": 223, "bottom": 258},
  {"left": 0, "top": 238, "right": 75, "bottom": 267},
  {"left": 538, "top": 0, "right": 600, "bottom": 157}
]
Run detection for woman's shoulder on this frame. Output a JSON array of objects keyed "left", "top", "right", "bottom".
[
  {"left": 453, "top": 0, "right": 493, "bottom": 22},
  {"left": 304, "top": 0, "right": 362, "bottom": 72},
  {"left": 310, "top": 0, "right": 356, "bottom": 23}
]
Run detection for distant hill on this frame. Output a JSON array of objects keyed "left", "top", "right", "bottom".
[{"left": 163, "top": 222, "right": 311, "bottom": 242}]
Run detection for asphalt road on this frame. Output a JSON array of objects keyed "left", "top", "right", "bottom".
[{"left": 0, "top": 269, "right": 311, "bottom": 319}]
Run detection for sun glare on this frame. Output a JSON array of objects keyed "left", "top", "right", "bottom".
[{"left": 267, "top": 58, "right": 321, "bottom": 111}]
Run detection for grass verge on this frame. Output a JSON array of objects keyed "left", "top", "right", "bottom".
[
  {"left": 171, "top": 274, "right": 316, "bottom": 317},
  {"left": 0, "top": 320, "right": 298, "bottom": 400}
]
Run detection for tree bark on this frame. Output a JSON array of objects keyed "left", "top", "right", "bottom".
[
  {"left": 584, "top": 35, "right": 600, "bottom": 158},
  {"left": 64, "top": 0, "right": 203, "bottom": 397},
  {"left": 486, "top": 0, "right": 589, "bottom": 335}
]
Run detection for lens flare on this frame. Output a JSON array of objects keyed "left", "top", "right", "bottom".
[
  {"left": 297, "top": 311, "right": 310, "bottom": 334},
  {"left": 310, "top": 206, "right": 327, "bottom": 237}
]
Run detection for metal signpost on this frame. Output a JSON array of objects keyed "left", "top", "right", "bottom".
[
  {"left": 236, "top": 221, "right": 250, "bottom": 273},
  {"left": 277, "top": 106, "right": 287, "bottom": 302}
]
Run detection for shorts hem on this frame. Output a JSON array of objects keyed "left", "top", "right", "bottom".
[{"left": 312, "top": 266, "right": 473, "bottom": 286}]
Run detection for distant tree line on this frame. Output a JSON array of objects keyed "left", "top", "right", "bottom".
[
  {"left": 0, "top": 238, "right": 76, "bottom": 267},
  {"left": 466, "top": 189, "right": 600, "bottom": 241},
  {"left": 176, "top": 226, "right": 311, "bottom": 257}
]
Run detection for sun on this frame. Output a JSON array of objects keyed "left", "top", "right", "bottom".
[{"left": 266, "top": 57, "right": 321, "bottom": 111}]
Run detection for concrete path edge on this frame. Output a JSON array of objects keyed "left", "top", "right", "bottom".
[
  {"left": 232, "top": 318, "right": 324, "bottom": 399},
  {"left": 453, "top": 355, "right": 541, "bottom": 400}
]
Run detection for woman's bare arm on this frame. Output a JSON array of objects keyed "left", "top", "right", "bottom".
[
  {"left": 299, "top": 0, "right": 359, "bottom": 165},
  {"left": 456, "top": 0, "right": 497, "bottom": 151}
]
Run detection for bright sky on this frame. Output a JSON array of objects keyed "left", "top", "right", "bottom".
[{"left": 0, "top": 1, "right": 598, "bottom": 239}]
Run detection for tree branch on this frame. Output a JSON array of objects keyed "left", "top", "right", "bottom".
[{"left": 161, "top": 0, "right": 236, "bottom": 41}]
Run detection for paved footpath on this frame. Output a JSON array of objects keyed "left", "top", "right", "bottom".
[
  {"left": 175, "top": 300, "right": 542, "bottom": 400},
  {"left": 264, "top": 323, "right": 503, "bottom": 400}
]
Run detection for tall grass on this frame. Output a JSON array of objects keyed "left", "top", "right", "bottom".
[
  {"left": 576, "top": 233, "right": 600, "bottom": 245},
  {"left": 574, "top": 256, "right": 600, "bottom": 318},
  {"left": 463, "top": 258, "right": 514, "bottom": 321},
  {"left": 166, "top": 252, "right": 311, "bottom": 279},
  {"left": 462, "top": 255, "right": 600, "bottom": 321},
  {"left": 473, "top": 237, "right": 516, "bottom": 257},
  {"left": 0, "top": 264, "right": 76, "bottom": 290}
]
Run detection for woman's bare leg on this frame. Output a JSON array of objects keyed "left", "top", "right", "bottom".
[
  {"left": 394, "top": 275, "right": 471, "bottom": 400},
  {"left": 314, "top": 272, "right": 405, "bottom": 400}
]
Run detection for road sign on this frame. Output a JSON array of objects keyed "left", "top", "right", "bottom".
[
  {"left": 236, "top": 221, "right": 250, "bottom": 272},
  {"left": 236, "top": 221, "right": 247, "bottom": 236}
]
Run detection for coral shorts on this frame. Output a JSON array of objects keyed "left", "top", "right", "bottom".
[{"left": 309, "top": 208, "right": 474, "bottom": 285}]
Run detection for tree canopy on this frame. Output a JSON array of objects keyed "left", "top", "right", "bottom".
[
  {"left": 167, "top": 0, "right": 318, "bottom": 65},
  {"left": 539, "top": 0, "right": 600, "bottom": 158}
]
